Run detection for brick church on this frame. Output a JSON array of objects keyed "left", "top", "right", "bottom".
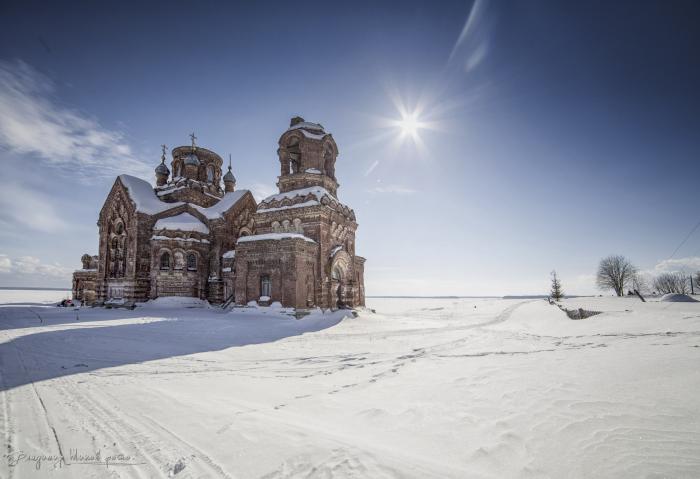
[{"left": 73, "top": 117, "right": 366, "bottom": 309}]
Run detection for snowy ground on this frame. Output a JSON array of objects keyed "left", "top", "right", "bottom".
[{"left": 1, "top": 292, "right": 699, "bottom": 478}]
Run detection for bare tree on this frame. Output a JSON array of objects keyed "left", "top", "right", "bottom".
[
  {"left": 596, "top": 255, "right": 636, "bottom": 296},
  {"left": 653, "top": 272, "right": 690, "bottom": 294},
  {"left": 631, "top": 272, "right": 650, "bottom": 295},
  {"left": 550, "top": 270, "right": 563, "bottom": 301},
  {"left": 695, "top": 272, "right": 700, "bottom": 290}
]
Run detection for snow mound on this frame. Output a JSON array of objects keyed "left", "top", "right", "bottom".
[
  {"left": 138, "top": 297, "right": 210, "bottom": 308},
  {"left": 660, "top": 293, "right": 698, "bottom": 303}
]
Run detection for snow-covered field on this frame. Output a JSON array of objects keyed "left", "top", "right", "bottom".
[{"left": 1, "top": 292, "right": 699, "bottom": 478}]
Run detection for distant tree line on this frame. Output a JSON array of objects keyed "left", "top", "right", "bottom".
[
  {"left": 594, "top": 254, "right": 697, "bottom": 296},
  {"left": 653, "top": 272, "right": 690, "bottom": 294}
]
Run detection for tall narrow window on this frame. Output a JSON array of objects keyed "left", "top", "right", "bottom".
[
  {"left": 187, "top": 253, "right": 197, "bottom": 271},
  {"left": 160, "top": 252, "right": 170, "bottom": 270},
  {"left": 173, "top": 251, "right": 184, "bottom": 270},
  {"left": 260, "top": 275, "right": 271, "bottom": 298},
  {"left": 207, "top": 165, "right": 214, "bottom": 182}
]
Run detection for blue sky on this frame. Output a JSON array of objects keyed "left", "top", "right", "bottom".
[{"left": 0, "top": 0, "right": 699, "bottom": 295}]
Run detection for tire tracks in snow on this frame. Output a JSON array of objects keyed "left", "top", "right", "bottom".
[
  {"left": 4, "top": 337, "right": 66, "bottom": 476},
  {"left": 64, "top": 381, "right": 232, "bottom": 478}
]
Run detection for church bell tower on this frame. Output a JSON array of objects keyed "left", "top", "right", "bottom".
[{"left": 277, "top": 117, "right": 339, "bottom": 196}]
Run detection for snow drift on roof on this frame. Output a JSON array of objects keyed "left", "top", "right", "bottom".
[
  {"left": 260, "top": 186, "right": 336, "bottom": 205},
  {"left": 194, "top": 190, "right": 250, "bottom": 219},
  {"left": 118, "top": 175, "right": 184, "bottom": 214},
  {"left": 118, "top": 176, "right": 249, "bottom": 218},
  {"left": 288, "top": 121, "right": 324, "bottom": 132},
  {"left": 257, "top": 200, "right": 320, "bottom": 213},
  {"left": 154, "top": 213, "right": 209, "bottom": 234},
  {"left": 237, "top": 233, "right": 316, "bottom": 244}
]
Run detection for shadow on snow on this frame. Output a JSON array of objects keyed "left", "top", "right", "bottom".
[{"left": 0, "top": 305, "right": 346, "bottom": 391}]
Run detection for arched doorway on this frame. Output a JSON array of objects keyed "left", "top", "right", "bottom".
[
  {"left": 331, "top": 265, "right": 345, "bottom": 309},
  {"left": 330, "top": 250, "right": 352, "bottom": 309}
]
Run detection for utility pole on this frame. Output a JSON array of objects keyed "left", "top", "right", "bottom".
[{"left": 692, "top": 274, "right": 695, "bottom": 295}]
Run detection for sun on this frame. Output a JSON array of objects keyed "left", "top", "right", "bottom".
[
  {"left": 399, "top": 114, "right": 419, "bottom": 136},
  {"left": 396, "top": 112, "right": 426, "bottom": 141}
]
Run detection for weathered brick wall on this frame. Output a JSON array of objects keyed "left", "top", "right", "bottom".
[
  {"left": 72, "top": 270, "right": 97, "bottom": 304},
  {"left": 234, "top": 238, "right": 319, "bottom": 308},
  {"left": 150, "top": 238, "right": 209, "bottom": 299}
]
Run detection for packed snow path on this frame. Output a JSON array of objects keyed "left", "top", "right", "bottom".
[{"left": 1, "top": 293, "right": 699, "bottom": 478}]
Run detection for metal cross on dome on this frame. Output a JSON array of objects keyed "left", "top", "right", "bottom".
[
  {"left": 160, "top": 144, "right": 168, "bottom": 161},
  {"left": 189, "top": 132, "right": 197, "bottom": 149}
]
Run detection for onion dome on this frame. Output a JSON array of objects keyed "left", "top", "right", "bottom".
[
  {"left": 155, "top": 161, "right": 169, "bottom": 175},
  {"left": 223, "top": 166, "right": 236, "bottom": 183},
  {"left": 184, "top": 151, "right": 200, "bottom": 166}
]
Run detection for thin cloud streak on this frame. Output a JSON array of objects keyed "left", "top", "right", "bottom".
[
  {"left": 0, "top": 60, "right": 152, "bottom": 180},
  {"left": 447, "top": 0, "right": 491, "bottom": 73},
  {"left": 0, "top": 254, "right": 73, "bottom": 279}
]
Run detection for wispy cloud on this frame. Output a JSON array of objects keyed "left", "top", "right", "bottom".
[
  {"left": 0, "top": 254, "right": 72, "bottom": 279},
  {"left": 0, "top": 59, "right": 152, "bottom": 179},
  {"left": 447, "top": 0, "right": 492, "bottom": 73},
  {"left": 652, "top": 257, "right": 700, "bottom": 274},
  {"left": 368, "top": 184, "right": 417, "bottom": 195},
  {"left": 0, "top": 255, "right": 11, "bottom": 273},
  {"left": 364, "top": 160, "right": 379, "bottom": 176}
]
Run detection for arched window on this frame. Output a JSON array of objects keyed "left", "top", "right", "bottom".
[
  {"left": 323, "top": 147, "right": 335, "bottom": 178},
  {"left": 206, "top": 165, "right": 214, "bottom": 182},
  {"left": 173, "top": 251, "right": 184, "bottom": 270},
  {"left": 111, "top": 237, "right": 119, "bottom": 249},
  {"left": 116, "top": 223, "right": 123, "bottom": 234},
  {"left": 160, "top": 252, "right": 170, "bottom": 270},
  {"left": 287, "top": 137, "right": 300, "bottom": 174},
  {"left": 260, "top": 275, "right": 271, "bottom": 298},
  {"left": 187, "top": 253, "right": 197, "bottom": 271}
]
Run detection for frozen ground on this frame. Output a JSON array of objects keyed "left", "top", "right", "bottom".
[{"left": 1, "top": 292, "right": 699, "bottom": 478}]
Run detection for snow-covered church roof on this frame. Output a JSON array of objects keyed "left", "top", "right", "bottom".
[
  {"left": 259, "top": 186, "right": 336, "bottom": 207},
  {"left": 237, "top": 232, "right": 316, "bottom": 244},
  {"left": 286, "top": 121, "right": 328, "bottom": 140},
  {"left": 118, "top": 175, "right": 250, "bottom": 219},
  {"left": 154, "top": 212, "right": 209, "bottom": 234},
  {"left": 119, "top": 175, "right": 184, "bottom": 214},
  {"left": 193, "top": 190, "right": 249, "bottom": 219},
  {"left": 256, "top": 186, "right": 356, "bottom": 217}
]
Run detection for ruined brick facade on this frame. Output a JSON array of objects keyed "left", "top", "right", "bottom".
[{"left": 73, "top": 118, "right": 365, "bottom": 309}]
